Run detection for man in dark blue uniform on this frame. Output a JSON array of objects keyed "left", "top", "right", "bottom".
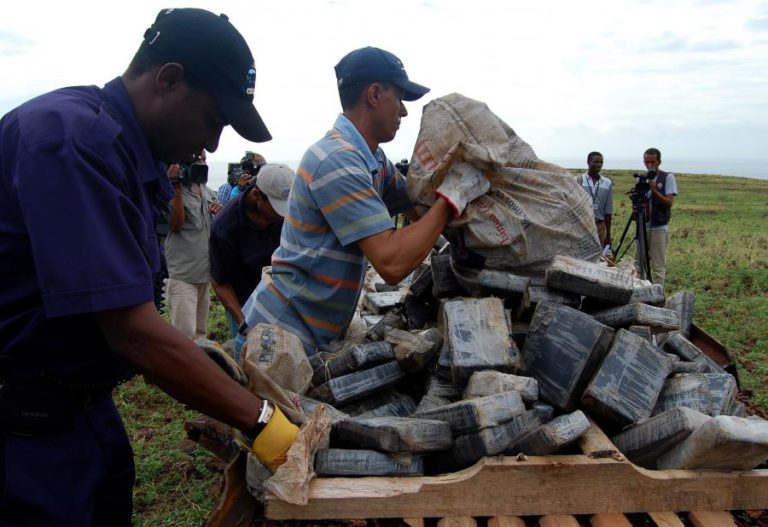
[{"left": 0, "top": 9, "right": 296, "bottom": 526}]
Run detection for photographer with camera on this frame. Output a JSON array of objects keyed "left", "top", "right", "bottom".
[
  {"left": 219, "top": 151, "right": 266, "bottom": 206},
  {"left": 636, "top": 147, "right": 678, "bottom": 287},
  {"left": 166, "top": 150, "right": 222, "bottom": 339}
]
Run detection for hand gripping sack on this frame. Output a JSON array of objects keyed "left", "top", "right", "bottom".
[{"left": 407, "top": 93, "right": 601, "bottom": 274}]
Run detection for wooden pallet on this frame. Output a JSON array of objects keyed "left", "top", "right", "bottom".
[
  {"left": 200, "top": 323, "right": 765, "bottom": 525},
  {"left": 264, "top": 418, "right": 768, "bottom": 520},
  {"left": 402, "top": 510, "right": 749, "bottom": 527}
]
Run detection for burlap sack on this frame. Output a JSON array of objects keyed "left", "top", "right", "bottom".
[
  {"left": 244, "top": 323, "right": 313, "bottom": 394},
  {"left": 407, "top": 93, "right": 601, "bottom": 274}
]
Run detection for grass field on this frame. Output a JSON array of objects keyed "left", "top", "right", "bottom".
[{"left": 118, "top": 170, "right": 768, "bottom": 525}]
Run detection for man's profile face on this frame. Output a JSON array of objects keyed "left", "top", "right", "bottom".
[
  {"left": 372, "top": 84, "right": 407, "bottom": 144},
  {"left": 588, "top": 155, "right": 603, "bottom": 174},
  {"left": 153, "top": 76, "right": 226, "bottom": 164},
  {"left": 643, "top": 153, "right": 660, "bottom": 172}
]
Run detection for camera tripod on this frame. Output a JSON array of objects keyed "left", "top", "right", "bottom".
[{"left": 612, "top": 193, "right": 652, "bottom": 280}]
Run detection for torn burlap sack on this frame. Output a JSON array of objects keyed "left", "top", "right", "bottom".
[
  {"left": 242, "top": 323, "right": 312, "bottom": 424},
  {"left": 407, "top": 93, "right": 601, "bottom": 274},
  {"left": 263, "top": 405, "right": 332, "bottom": 505}
]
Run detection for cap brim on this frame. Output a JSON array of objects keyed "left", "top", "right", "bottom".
[
  {"left": 217, "top": 93, "right": 272, "bottom": 142},
  {"left": 266, "top": 196, "right": 288, "bottom": 217},
  {"left": 393, "top": 78, "right": 430, "bottom": 102}
]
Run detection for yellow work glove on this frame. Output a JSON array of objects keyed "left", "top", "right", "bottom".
[{"left": 237, "top": 400, "right": 299, "bottom": 471}]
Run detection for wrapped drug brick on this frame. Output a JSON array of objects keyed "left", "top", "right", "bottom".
[
  {"left": 515, "top": 285, "right": 580, "bottom": 321},
  {"left": 582, "top": 329, "right": 674, "bottom": 426},
  {"left": 451, "top": 410, "right": 542, "bottom": 465},
  {"left": 627, "top": 325, "right": 653, "bottom": 342},
  {"left": 522, "top": 303, "right": 614, "bottom": 411},
  {"left": 415, "top": 393, "right": 452, "bottom": 414},
  {"left": 590, "top": 303, "right": 680, "bottom": 334},
  {"left": 511, "top": 410, "right": 591, "bottom": 456},
  {"left": 463, "top": 370, "right": 539, "bottom": 403},
  {"left": 441, "top": 297, "right": 523, "bottom": 383},
  {"left": 663, "top": 332, "right": 724, "bottom": 374},
  {"left": 367, "top": 309, "right": 407, "bottom": 341},
  {"left": 653, "top": 373, "right": 738, "bottom": 417},
  {"left": 611, "top": 407, "right": 711, "bottom": 468},
  {"left": 310, "top": 361, "right": 405, "bottom": 406},
  {"left": 451, "top": 263, "right": 530, "bottom": 303},
  {"left": 314, "top": 448, "right": 424, "bottom": 476},
  {"left": 657, "top": 415, "right": 768, "bottom": 470},
  {"left": 311, "top": 341, "right": 396, "bottom": 386},
  {"left": 412, "top": 391, "right": 526, "bottom": 434},
  {"left": 629, "top": 283, "right": 666, "bottom": 306},
  {"left": 545, "top": 255, "right": 634, "bottom": 304},
  {"left": 431, "top": 253, "right": 465, "bottom": 298},
  {"left": 334, "top": 416, "right": 452, "bottom": 453},
  {"left": 531, "top": 401, "right": 556, "bottom": 424},
  {"left": 298, "top": 395, "right": 350, "bottom": 424},
  {"left": 664, "top": 290, "right": 695, "bottom": 338},
  {"left": 385, "top": 327, "right": 442, "bottom": 373},
  {"left": 363, "top": 291, "right": 403, "bottom": 314},
  {"left": 344, "top": 392, "right": 417, "bottom": 419},
  {"left": 425, "top": 374, "right": 464, "bottom": 400}
]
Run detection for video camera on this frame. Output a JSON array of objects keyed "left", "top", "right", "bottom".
[
  {"left": 240, "top": 151, "right": 265, "bottom": 178},
  {"left": 169, "top": 155, "right": 209, "bottom": 185},
  {"left": 628, "top": 169, "right": 657, "bottom": 200}
]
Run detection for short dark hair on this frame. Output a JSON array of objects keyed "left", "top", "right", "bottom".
[
  {"left": 125, "top": 41, "right": 204, "bottom": 90},
  {"left": 587, "top": 151, "right": 603, "bottom": 162},
  {"left": 338, "top": 83, "right": 370, "bottom": 111},
  {"left": 644, "top": 147, "right": 662, "bottom": 162}
]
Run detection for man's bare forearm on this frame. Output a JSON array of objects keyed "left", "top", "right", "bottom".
[{"left": 97, "top": 302, "right": 261, "bottom": 431}]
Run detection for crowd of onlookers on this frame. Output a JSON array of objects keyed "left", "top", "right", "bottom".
[{"left": 160, "top": 150, "right": 294, "bottom": 341}]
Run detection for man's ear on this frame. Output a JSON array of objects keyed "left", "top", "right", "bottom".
[
  {"left": 366, "top": 83, "right": 384, "bottom": 108},
  {"left": 154, "top": 63, "right": 186, "bottom": 93}
]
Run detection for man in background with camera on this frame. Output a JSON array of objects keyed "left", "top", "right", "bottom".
[
  {"left": 166, "top": 151, "right": 221, "bottom": 339},
  {"left": 638, "top": 147, "right": 678, "bottom": 287},
  {"left": 219, "top": 151, "right": 266, "bottom": 206}
]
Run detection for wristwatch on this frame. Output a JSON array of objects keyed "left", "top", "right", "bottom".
[{"left": 243, "top": 399, "right": 274, "bottom": 440}]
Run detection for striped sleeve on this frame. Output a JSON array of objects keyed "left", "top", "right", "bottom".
[{"left": 309, "top": 149, "right": 394, "bottom": 247}]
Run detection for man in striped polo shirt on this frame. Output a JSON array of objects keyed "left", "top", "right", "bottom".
[{"left": 236, "top": 47, "right": 489, "bottom": 359}]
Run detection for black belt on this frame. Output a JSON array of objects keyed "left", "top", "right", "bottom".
[{"left": 0, "top": 376, "right": 102, "bottom": 436}]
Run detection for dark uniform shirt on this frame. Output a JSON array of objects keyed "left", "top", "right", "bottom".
[
  {"left": 209, "top": 193, "right": 282, "bottom": 306},
  {"left": 0, "top": 77, "right": 173, "bottom": 383}
]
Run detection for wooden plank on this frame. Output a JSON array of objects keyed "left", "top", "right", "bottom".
[
  {"left": 688, "top": 510, "right": 737, "bottom": 527},
  {"left": 539, "top": 515, "right": 580, "bottom": 527},
  {"left": 591, "top": 513, "right": 633, "bottom": 527},
  {"left": 436, "top": 518, "right": 476, "bottom": 527},
  {"left": 648, "top": 512, "right": 685, "bottom": 527},
  {"left": 204, "top": 453, "right": 258, "bottom": 527},
  {"left": 578, "top": 416, "right": 624, "bottom": 461},
  {"left": 488, "top": 517, "right": 526, "bottom": 527},
  {"left": 265, "top": 454, "right": 768, "bottom": 519}
]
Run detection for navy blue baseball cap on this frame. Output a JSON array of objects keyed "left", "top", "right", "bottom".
[
  {"left": 334, "top": 47, "right": 430, "bottom": 102},
  {"left": 143, "top": 8, "right": 271, "bottom": 142}
]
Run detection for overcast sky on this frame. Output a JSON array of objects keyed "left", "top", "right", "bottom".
[{"left": 2, "top": 0, "right": 767, "bottom": 174}]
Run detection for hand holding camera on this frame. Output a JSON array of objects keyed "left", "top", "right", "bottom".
[{"left": 167, "top": 164, "right": 182, "bottom": 185}]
